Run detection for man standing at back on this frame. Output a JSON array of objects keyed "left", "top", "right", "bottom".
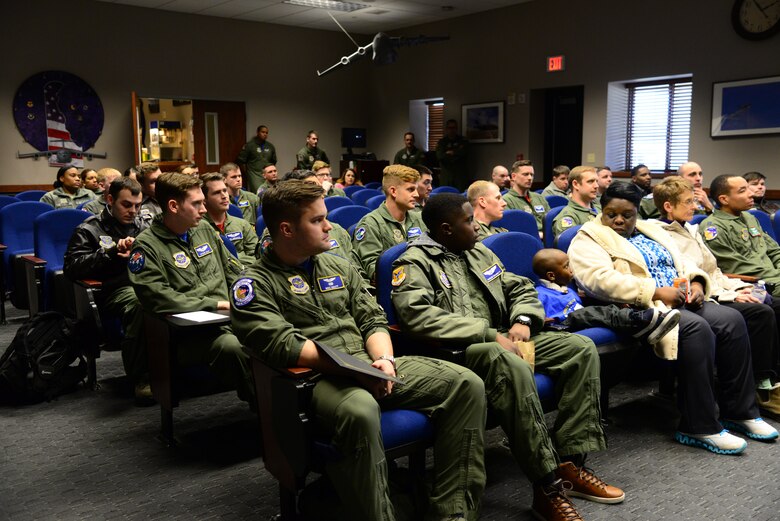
[
  {"left": 393, "top": 131, "right": 425, "bottom": 169},
  {"left": 237, "top": 124, "right": 277, "bottom": 194},
  {"left": 64, "top": 177, "right": 150, "bottom": 401},
  {"left": 128, "top": 172, "right": 253, "bottom": 405},
  {"left": 436, "top": 119, "right": 469, "bottom": 190},
  {"left": 296, "top": 130, "right": 329, "bottom": 170},
  {"left": 552, "top": 166, "right": 600, "bottom": 237},
  {"left": 503, "top": 160, "right": 550, "bottom": 233},
  {"left": 221, "top": 162, "right": 259, "bottom": 225},
  {"left": 352, "top": 165, "right": 426, "bottom": 284}
]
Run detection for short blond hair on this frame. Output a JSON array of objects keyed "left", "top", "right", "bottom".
[
  {"left": 569, "top": 165, "right": 596, "bottom": 185},
  {"left": 653, "top": 176, "right": 694, "bottom": 218},
  {"left": 312, "top": 160, "right": 329, "bottom": 172},
  {"left": 96, "top": 168, "right": 121, "bottom": 185},
  {"left": 467, "top": 180, "right": 494, "bottom": 206},
  {"left": 382, "top": 164, "right": 420, "bottom": 193}
]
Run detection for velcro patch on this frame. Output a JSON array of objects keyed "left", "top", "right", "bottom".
[
  {"left": 482, "top": 263, "right": 503, "bottom": 282},
  {"left": 703, "top": 226, "right": 717, "bottom": 241},
  {"left": 195, "top": 243, "right": 213, "bottom": 257},
  {"left": 128, "top": 249, "right": 145, "bottom": 273},
  {"left": 317, "top": 275, "right": 345, "bottom": 292},
  {"left": 232, "top": 278, "right": 255, "bottom": 307},
  {"left": 226, "top": 231, "right": 243, "bottom": 242},
  {"left": 392, "top": 266, "right": 406, "bottom": 286}
]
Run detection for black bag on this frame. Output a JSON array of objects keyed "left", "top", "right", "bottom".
[{"left": 0, "top": 311, "right": 88, "bottom": 404}]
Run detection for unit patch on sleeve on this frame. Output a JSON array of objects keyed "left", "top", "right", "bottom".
[
  {"left": 99, "top": 236, "right": 116, "bottom": 249},
  {"left": 128, "top": 249, "right": 145, "bottom": 273},
  {"left": 703, "top": 226, "right": 718, "bottom": 241},
  {"left": 391, "top": 266, "right": 406, "bottom": 286},
  {"left": 561, "top": 217, "right": 574, "bottom": 229},
  {"left": 232, "top": 278, "right": 255, "bottom": 307},
  {"left": 355, "top": 227, "right": 366, "bottom": 241}
]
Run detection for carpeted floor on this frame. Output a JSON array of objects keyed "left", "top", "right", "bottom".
[{"left": 1, "top": 304, "right": 778, "bottom": 521}]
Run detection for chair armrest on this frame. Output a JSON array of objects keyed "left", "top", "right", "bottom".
[
  {"left": 20, "top": 254, "right": 46, "bottom": 266},
  {"left": 76, "top": 279, "right": 103, "bottom": 289},
  {"left": 724, "top": 273, "right": 758, "bottom": 283},
  {"left": 0, "top": 243, "right": 7, "bottom": 252}
]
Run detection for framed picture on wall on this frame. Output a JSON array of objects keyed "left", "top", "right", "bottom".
[
  {"left": 461, "top": 101, "right": 505, "bottom": 143},
  {"left": 711, "top": 76, "right": 780, "bottom": 137}
]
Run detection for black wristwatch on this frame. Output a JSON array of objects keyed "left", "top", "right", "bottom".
[{"left": 516, "top": 315, "right": 532, "bottom": 327}]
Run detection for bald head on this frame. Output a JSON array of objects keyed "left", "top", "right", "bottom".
[
  {"left": 491, "top": 165, "right": 510, "bottom": 189},
  {"left": 677, "top": 161, "right": 703, "bottom": 189}
]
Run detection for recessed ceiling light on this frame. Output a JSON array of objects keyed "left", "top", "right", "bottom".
[{"left": 283, "top": 0, "right": 370, "bottom": 12}]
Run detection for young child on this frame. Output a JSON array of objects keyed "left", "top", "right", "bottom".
[{"left": 532, "top": 248, "right": 680, "bottom": 344}]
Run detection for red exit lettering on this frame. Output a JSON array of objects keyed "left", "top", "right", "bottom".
[{"left": 547, "top": 55, "right": 565, "bottom": 72}]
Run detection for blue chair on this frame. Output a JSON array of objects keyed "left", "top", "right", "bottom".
[
  {"left": 327, "top": 205, "right": 370, "bottom": 231},
  {"left": 324, "top": 196, "right": 353, "bottom": 212},
  {"left": 0, "top": 202, "right": 53, "bottom": 312},
  {"left": 343, "top": 185, "right": 366, "bottom": 199},
  {"left": 689, "top": 214, "right": 707, "bottom": 226},
  {"left": 364, "top": 181, "right": 382, "bottom": 190},
  {"left": 492, "top": 209, "right": 539, "bottom": 238},
  {"left": 256, "top": 215, "right": 266, "bottom": 240},
  {"left": 16, "top": 190, "right": 47, "bottom": 202},
  {"left": 545, "top": 195, "right": 569, "bottom": 208},
  {"left": 534, "top": 189, "right": 544, "bottom": 194},
  {"left": 376, "top": 240, "right": 557, "bottom": 411},
  {"left": 772, "top": 214, "right": 780, "bottom": 242},
  {"left": 366, "top": 194, "right": 385, "bottom": 210},
  {"left": 227, "top": 204, "right": 244, "bottom": 219},
  {"left": 748, "top": 209, "right": 777, "bottom": 241},
  {"left": 24, "top": 209, "right": 90, "bottom": 314},
  {"left": 555, "top": 224, "right": 583, "bottom": 253},
  {"left": 352, "top": 188, "right": 383, "bottom": 207},
  {"left": 0, "top": 195, "right": 20, "bottom": 210},
  {"left": 431, "top": 186, "right": 460, "bottom": 195},
  {"left": 219, "top": 234, "right": 239, "bottom": 258},
  {"left": 348, "top": 223, "right": 357, "bottom": 237},
  {"left": 543, "top": 206, "right": 565, "bottom": 248},
  {"left": 482, "top": 232, "right": 544, "bottom": 284}
]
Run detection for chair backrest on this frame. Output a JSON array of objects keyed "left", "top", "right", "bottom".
[
  {"left": 689, "top": 214, "right": 707, "bottom": 226},
  {"left": 364, "top": 181, "right": 382, "bottom": 190},
  {"left": 555, "top": 224, "right": 583, "bottom": 253},
  {"left": 343, "top": 185, "right": 366, "bottom": 199},
  {"left": 492, "top": 209, "right": 538, "bottom": 237},
  {"left": 482, "top": 232, "right": 543, "bottom": 283},
  {"left": 543, "top": 206, "right": 565, "bottom": 248},
  {"left": 431, "top": 186, "right": 460, "bottom": 195},
  {"left": 15, "top": 190, "right": 47, "bottom": 202},
  {"left": 327, "top": 205, "right": 371, "bottom": 230},
  {"left": 748, "top": 209, "right": 777, "bottom": 241},
  {"left": 219, "top": 234, "right": 239, "bottom": 258},
  {"left": 0, "top": 195, "right": 20, "bottom": 210},
  {"left": 324, "top": 196, "right": 354, "bottom": 212},
  {"left": 256, "top": 215, "right": 266, "bottom": 239},
  {"left": 366, "top": 194, "right": 385, "bottom": 210},
  {"left": 0, "top": 202, "right": 53, "bottom": 255},
  {"left": 534, "top": 189, "right": 544, "bottom": 194},
  {"left": 227, "top": 204, "right": 244, "bottom": 219},
  {"left": 545, "top": 195, "right": 569, "bottom": 208},
  {"left": 352, "top": 188, "right": 383, "bottom": 207},
  {"left": 34, "top": 209, "right": 90, "bottom": 271},
  {"left": 376, "top": 242, "right": 409, "bottom": 326}
]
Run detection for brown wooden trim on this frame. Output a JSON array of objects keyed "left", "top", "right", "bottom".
[{"left": 0, "top": 185, "right": 52, "bottom": 193}]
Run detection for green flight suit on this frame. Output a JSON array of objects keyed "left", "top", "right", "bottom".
[
  {"left": 326, "top": 185, "right": 347, "bottom": 198},
  {"left": 229, "top": 189, "right": 259, "bottom": 225},
  {"left": 475, "top": 220, "right": 507, "bottom": 241},
  {"left": 393, "top": 147, "right": 425, "bottom": 169},
  {"left": 296, "top": 145, "right": 329, "bottom": 170},
  {"left": 502, "top": 189, "right": 550, "bottom": 232},
  {"left": 352, "top": 202, "right": 427, "bottom": 283},
  {"left": 82, "top": 194, "right": 107, "bottom": 215},
  {"left": 700, "top": 209, "right": 780, "bottom": 297},
  {"left": 128, "top": 217, "right": 253, "bottom": 402},
  {"left": 230, "top": 248, "right": 487, "bottom": 520},
  {"left": 237, "top": 137, "right": 277, "bottom": 194},
  {"left": 435, "top": 135, "right": 469, "bottom": 190},
  {"left": 40, "top": 187, "right": 95, "bottom": 209},
  {"left": 540, "top": 182, "right": 567, "bottom": 198},
  {"left": 552, "top": 200, "right": 599, "bottom": 237},
  {"left": 204, "top": 213, "right": 259, "bottom": 266},
  {"left": 391, "top": 235, "right": 606, "bottom": 481},
  {"left": 139, "top": 196, "right": 162, "bottom": 226}
]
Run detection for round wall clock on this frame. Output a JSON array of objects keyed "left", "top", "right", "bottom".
[{"left": 732, "top": 0, "right": 780, "bottom": 40}]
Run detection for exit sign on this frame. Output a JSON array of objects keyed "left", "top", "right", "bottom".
[{"left": 547, "top": 55, "right": 565, "bottom": 72}]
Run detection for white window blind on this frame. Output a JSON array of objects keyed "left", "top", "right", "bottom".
[
  {"left": 626, "top": 79, "right": 692, "bottom": 172},
  {"left": 427, "top": 101, "right": 444, "bottom": 151}
]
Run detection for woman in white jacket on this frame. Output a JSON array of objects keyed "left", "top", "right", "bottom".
[{"left": 568, "top": 182, "right": 777, "bottom": 454}]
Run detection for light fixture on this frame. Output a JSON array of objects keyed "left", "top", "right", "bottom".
[{"left": 283, "top": 0, "right": 370, "bottom": 12}]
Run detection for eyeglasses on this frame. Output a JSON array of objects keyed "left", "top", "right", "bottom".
[{"left": 316, "top": 173, "right": 330, "bottom": 179}]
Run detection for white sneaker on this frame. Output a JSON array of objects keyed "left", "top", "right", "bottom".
[
  {"left": 675, "top": 430, "right": 747, "bottom": 454},
  {"left": 721, "top": 418, "right": 779, "bottom": 441}
]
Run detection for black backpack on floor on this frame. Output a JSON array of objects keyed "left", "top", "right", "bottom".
[{"left": 0, "top": 311, "right": 88, "bottom": 404}]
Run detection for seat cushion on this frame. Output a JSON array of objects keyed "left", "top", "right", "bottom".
[{"left": 380, "top": 409, "right": 434, "bottom": 449}]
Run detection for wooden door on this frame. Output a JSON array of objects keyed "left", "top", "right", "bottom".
[{"left": 191, "top": 100, "right": 246, "bottom": 173}]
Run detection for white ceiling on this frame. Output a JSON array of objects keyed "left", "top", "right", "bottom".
[{"left": 96, "top": 0, "right": 532, "bottom": 33}]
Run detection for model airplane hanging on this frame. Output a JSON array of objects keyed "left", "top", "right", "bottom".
[{"left": 317, "top": 12, "right": 448, "bottom": 77}]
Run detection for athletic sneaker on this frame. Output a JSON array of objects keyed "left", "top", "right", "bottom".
[
  {"left": 721, "top": 418, "right": 779, "bottom": 441},
  {"left": 674, "top": 429, "right": 747, "bottom": 454},
  {"left": 631, "top": 308, "right": 681, "bottom": 345}
]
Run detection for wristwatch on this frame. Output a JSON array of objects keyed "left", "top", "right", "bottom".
[
  {"left": 377, "top": 355, "right": 396, "bottom": 368},
  {"left": 516, "top": 315, "right": 532, "bottom": 327}
]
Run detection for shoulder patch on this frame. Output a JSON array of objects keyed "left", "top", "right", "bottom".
[
  {"left": 173, "top": 251, "right": 191, "bottom": 268},
  {"left": 749, "top": 227, "right": 761, "bottom": 237},
  {"left": 232, "top": 278, "right": 255, "bottom": 307},
  {"left": 99, "top": 235, "right": 116, "bottom": 249},
  {"left": 391, "top": 266, "right": 406, "bottom": 286},
  {"left": 317, "top": 275, "right": 345, "bottom": 292},
  {"left": 288, "top": 275, "right": 310, "bottom": 294},
  {"left": 561, "top": 216, "right": 574, "bottom": 228},
  {"left": 355, "top": 227, "right": 366, "bottom": 241},
  {"left": 439, "top": 270, "right": 452, "bottom": 288},
  {"left": 128, "top": 249, "right": 145, "bottom": 273},
  {"left": 703, "top": 226, "right": 717, "bottom": 241},
  {"left": 407, "top": 226, "right": 422, "bottom": 239},
  {"left": 482, "top": 263, "right": 503, "bottom": 282},
  {"left": 328, "top": 238, "right": 339, "bottom": 249}
]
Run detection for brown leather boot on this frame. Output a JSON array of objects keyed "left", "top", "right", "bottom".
[
  {"left": 556, "top": 461, "right": 625, "bottom": 504},
  {"left": 531, "top": 479, "right": 584, "bottom": 521}
]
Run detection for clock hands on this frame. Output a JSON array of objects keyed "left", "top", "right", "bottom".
[{"left": 751, "top": 0, "right": 780, "bottom": 18}]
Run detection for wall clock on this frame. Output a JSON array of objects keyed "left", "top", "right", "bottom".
[{"left": 732, "top": 0, "right": 780, "bottom": 40}]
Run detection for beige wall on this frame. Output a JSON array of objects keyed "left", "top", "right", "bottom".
[
  {"left": 3, "top": 0, "right": 780, "bottom": 189},
  {"left": 2, "top": 0, "right": 372, "bottom": 187}
]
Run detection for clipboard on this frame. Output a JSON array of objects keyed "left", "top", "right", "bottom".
[{"left": 314, "top": 340, "right": 404, "bottom": 385}]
